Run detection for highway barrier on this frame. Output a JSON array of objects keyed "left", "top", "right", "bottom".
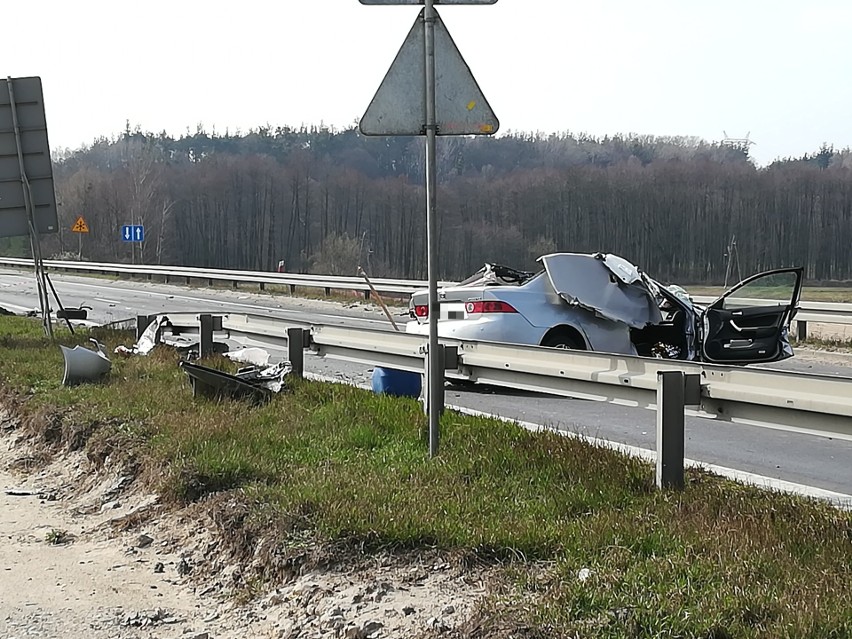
[
  {"left": 143, "top": 312, "right": 852, "bottom": 492},
  {"left": 2, "top": 257, "right": 851, "bottom": 336}
]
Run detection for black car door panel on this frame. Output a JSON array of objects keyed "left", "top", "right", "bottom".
[{"left": 701, "top": 268, "right": 803, "bottom": 364}]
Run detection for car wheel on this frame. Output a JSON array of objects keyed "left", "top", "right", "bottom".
[{"left": 541, "top": 331, "right": 586, "bottom": 350}]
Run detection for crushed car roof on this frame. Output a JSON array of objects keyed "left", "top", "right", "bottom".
[{"left": 538, "top": 253, "right": 663, "bottom": 328}]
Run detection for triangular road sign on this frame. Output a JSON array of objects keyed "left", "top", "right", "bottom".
[
  {"left": 71, "top": 216, "right": 89, "bottom": 233},
  {"left": 360, "top": 1, "right": 497, "bottom": 4},
  {"left": 360, "top": 8, "right": 498, "bottom": 136}
]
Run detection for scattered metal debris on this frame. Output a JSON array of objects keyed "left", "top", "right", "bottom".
[
  {"left": 4, "top": 488, "right": 37, "bottom": 496},
  {"left": 115, "top": 314, "right": 227, "bottom": 358},
  {"left": 56, "top": 305, "right": 91, "bottom": 321},
  {"left": 358, "top": 266, "right": 400, "bottom": 331},
  {"left": 114, "top": 315, "right": 174, "bottom": 356},
  {"left": 179, "top": 360, "right": 292, "bottom": 402},
  {"left": 223, "top": 347, "right": 271, "bottom": 367},
  {"left": 60, "top": 339, "right": 111, "bottom": 385}
]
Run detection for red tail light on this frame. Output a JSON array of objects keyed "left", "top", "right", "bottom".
[
  {"left": 465, "top": 300, "right": 518, "bottom": 314},
  {"left": 414, "top": 305, "right": 429, "bottom": 318}
]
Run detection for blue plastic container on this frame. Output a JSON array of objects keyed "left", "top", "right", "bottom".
[{"left": 371, "top": 367, "right": 422, "bottom": 398}]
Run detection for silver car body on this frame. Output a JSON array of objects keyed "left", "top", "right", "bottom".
[{"left": 406, "top": 252, "right": 803, "bottom": 364}]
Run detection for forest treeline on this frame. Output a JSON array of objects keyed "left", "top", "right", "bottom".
[{"left": 3, "top": 124, "right": 852, "bottom": 284}]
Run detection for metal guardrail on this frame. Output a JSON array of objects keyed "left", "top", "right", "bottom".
[
  {"left": 156, "top": 311, "right": 852, "bottom": 444},
  {"left": 2, "top": 257, "right": 851, "bottom": 331},
  {"left": 0, "top": 257, "right": 450, "bottom": 296}
]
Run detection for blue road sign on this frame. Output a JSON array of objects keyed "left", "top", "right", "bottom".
[{"left": 121, "top": 224, "right": 144, "bottom": 242}]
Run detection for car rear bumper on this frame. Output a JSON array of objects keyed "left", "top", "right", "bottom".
[{"left": 404, "top": 314, "right": 542, "bottom": 344}]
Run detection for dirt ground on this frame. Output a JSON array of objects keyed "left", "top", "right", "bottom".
[
  {"left": 801, "top": 320, "right": 852, "bottom": 342},
  {"left": 0, "top": 415, "right": 494, "bottom": 639}
]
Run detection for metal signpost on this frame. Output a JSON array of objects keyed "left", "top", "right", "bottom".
[
  {"left": 122, "top": 224, "right": 145, "bottom": 264},
  {"left": 121, "top": 224, "right": 144, "bottom": 242},
  {"left": 359, "top": 0, "right": 498, "bottom": 456},
  {"left": 0, "top": 77, "right": 59, "bottom": 237},
  {"left": 361, "top": 1, "right": 496, "bottom": 4},
  {"left": 1, "top": 76, "right": 61, "bottom": 336},
  {"left": 71, "top": 216, "right": 89, "bottom": 260}
]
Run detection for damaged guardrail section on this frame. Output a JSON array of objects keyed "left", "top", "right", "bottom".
[{"left": 149, "top": 312, "right": 852, "bottom": 489}]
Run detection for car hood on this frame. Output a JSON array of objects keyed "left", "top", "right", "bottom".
[{"left": 539, "top": 253, "right": 663, "bottom": 328}]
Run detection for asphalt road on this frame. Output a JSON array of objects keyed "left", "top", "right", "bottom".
[{"left": 2, "top": 268, "right": 851, "bottom": 498}]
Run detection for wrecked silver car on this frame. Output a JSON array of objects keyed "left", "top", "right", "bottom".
[{"left": 406, "top": 253, "right": 803, "bottom": 364}]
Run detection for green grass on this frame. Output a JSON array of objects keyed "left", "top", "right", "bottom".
[
  {"left": 688, "top": 285, "right": 852, "bottom": 303},
  {"left": 0, "top": 315, "right": 850, "bottom": 638}
]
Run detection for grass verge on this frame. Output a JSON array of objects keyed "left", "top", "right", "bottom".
[
  {"left": 0, "top": 316, "right": 850, "bottom": 638},
  {"left": 793, "top": 336, "right": 852, "bottom": 352},
  {"left": 686, "top": 285, "right": 852, "bottom": 303}
]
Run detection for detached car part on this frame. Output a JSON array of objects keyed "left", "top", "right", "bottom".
[
  {"left": 60, "top": 339, "right": 111, "bottom": 385},
  {"left": 179, "top": 360, "right": 292, "bottom": 403}
]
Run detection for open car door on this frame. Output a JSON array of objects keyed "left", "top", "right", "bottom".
[{"left": 701, "top": 267, "right": 803, "bottom": 364}]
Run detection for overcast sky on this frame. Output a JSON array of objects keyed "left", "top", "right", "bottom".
[{"left": 4, "top": 0, "right": 851, "bottom": 166}]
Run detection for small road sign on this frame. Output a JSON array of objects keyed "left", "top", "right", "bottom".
[
  {"left": 71, "top": 216, "right": 89, "bottom": 233},
  {"left": 121, "top": 224, "right": 144, "bottom": 242},
  {"left": 360, "top": 8, "right": 498, "bottom": 136}
]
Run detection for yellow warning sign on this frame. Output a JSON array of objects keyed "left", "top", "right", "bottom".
[{"left": 71, "top": 216, "right": 89, "bottom": 233}]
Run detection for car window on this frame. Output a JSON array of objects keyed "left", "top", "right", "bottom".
[{"left": 721, "top": 271, "right": 798, "bottom": 310}]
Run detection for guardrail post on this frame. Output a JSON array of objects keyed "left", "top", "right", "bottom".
[
  {"left": 656, "top": 370, "right": 685, "bottom": 490},
  {"left": 325, "top": 286, "right": 331, "bottom": 296},
  {"left": 287, "top": 327, "right": 308, "bottom": 378},
  {"left": 136, "top": 315, "right": 154, "bottom": 340},
  {"left": 796, "top": 320, "right": 808, "bottom": 341},
  {"left": 289, "top": 284, "right": 296, "bottom": 295},
  {"left": 259, "top": 282, "right": 266, "bottom": 292},
  {"left": 363, "top": 290, "right": 371, "bottom": 300},
  {"left": 198, "top": 314, "right": 214, "bottom": 358},
  {"left": 185, "top": 276, "right": 191, "bottom": 285},
  {"left": 232, "top": 280, "right": 238, "bottom": 289}
]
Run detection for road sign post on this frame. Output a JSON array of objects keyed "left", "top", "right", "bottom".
[
  {"left": 424, "top": 0, "right": 440, "bottom": 456},
  {"left": 360, "top": 0, "right": 496, "bottom": 4},
  {"left": 121, "top": 224, "right": 145, "bottom": 242},
  {"left": 71, "top": 216, "right": 89, "bottom": 260},
  {"left": 121, "top": 224, "right": 145, "bottom": 264},
  {"left": 1, "top": 77, "right": 61, "bottom": 336},
  {"left": 359, "top": 0, "right": 497, "bottom": 457}
]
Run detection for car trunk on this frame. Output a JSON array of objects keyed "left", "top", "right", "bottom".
[{"left": 409, "top": 286, "right": 513, "bottom": 323}]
